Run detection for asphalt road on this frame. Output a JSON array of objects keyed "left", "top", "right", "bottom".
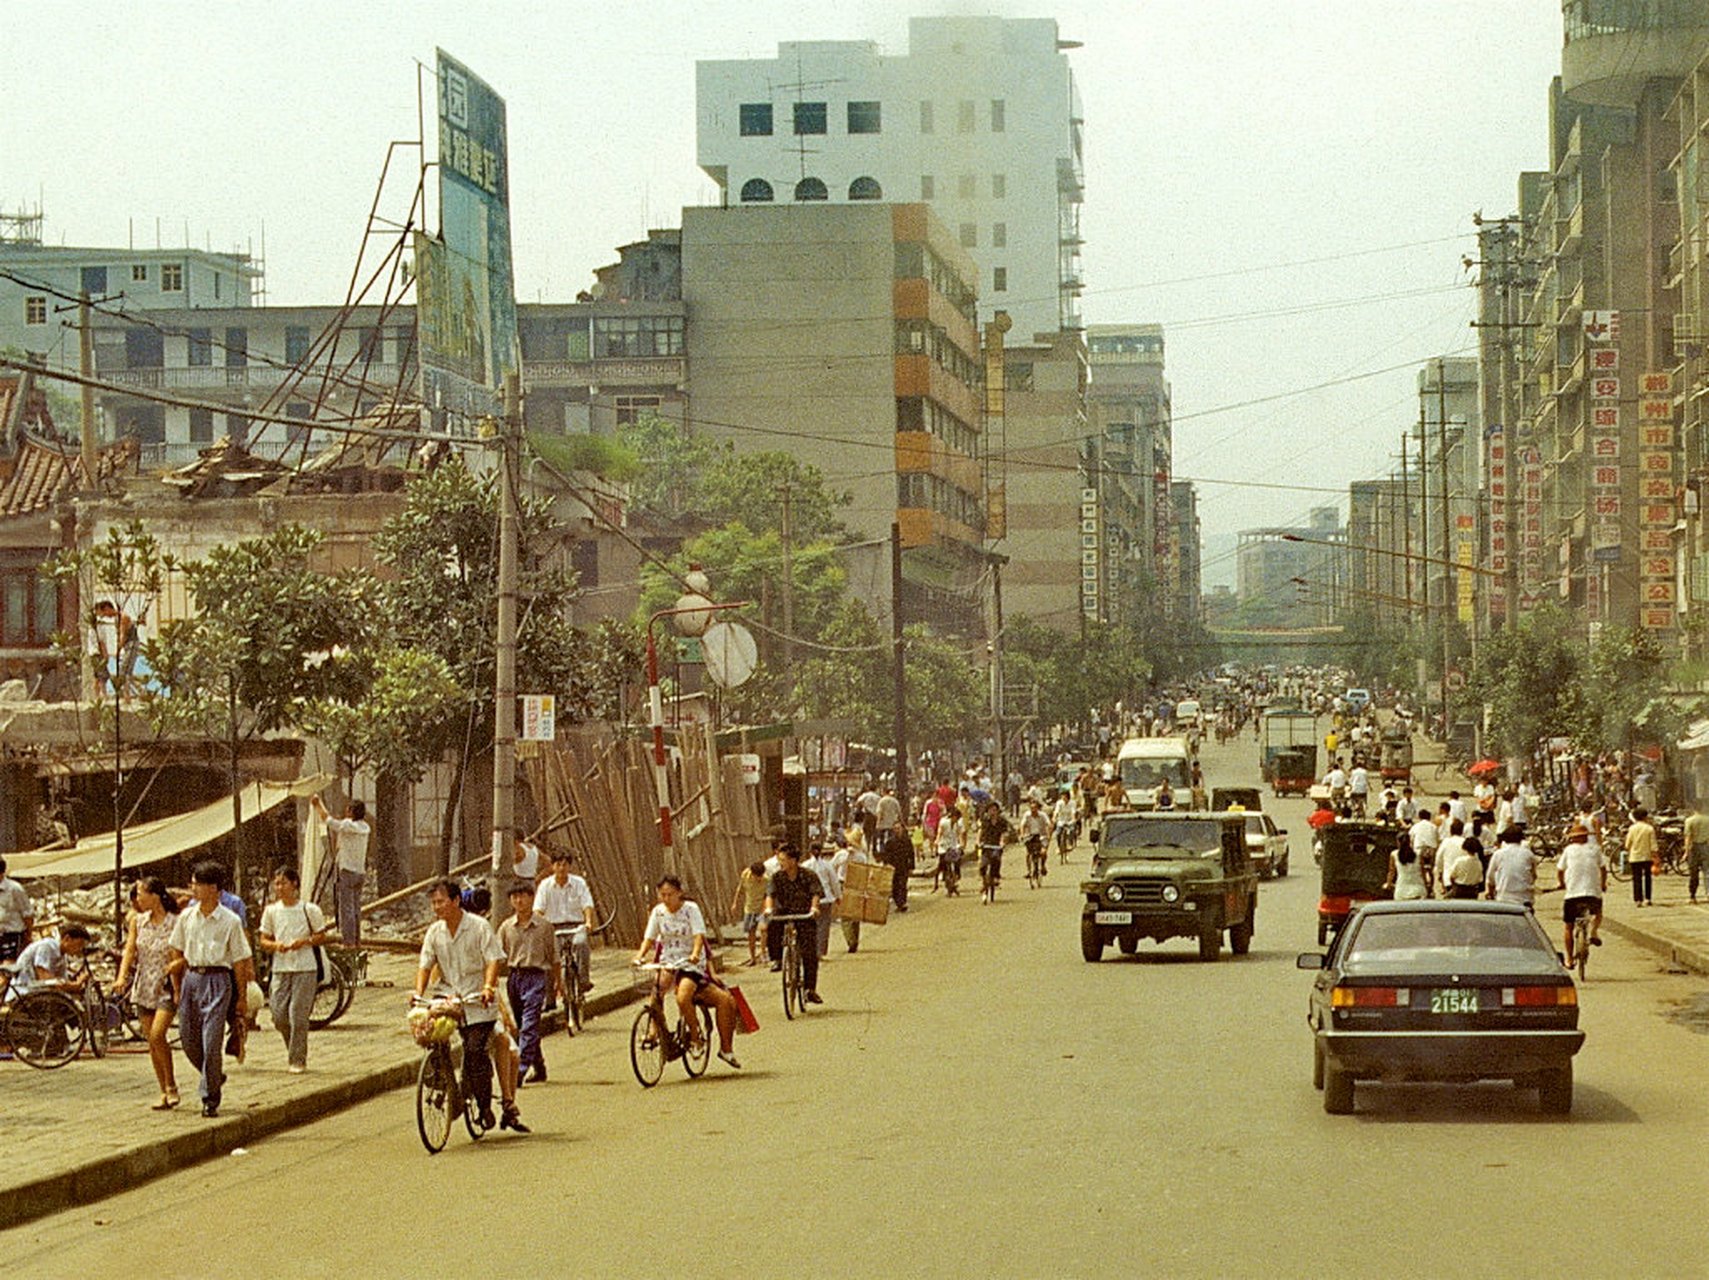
[{"left": 11, "top": 730, "right": 1709, "bottom": 1278}]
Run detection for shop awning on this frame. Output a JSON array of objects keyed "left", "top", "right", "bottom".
[
  {"left": 1679, "top": 719, "right": 1709, "bottom": 752},
  {"left": 8, "top": 775, "right": 329, "bottom": 880}
]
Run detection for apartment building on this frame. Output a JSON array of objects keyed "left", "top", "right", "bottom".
[{"left": 1086, "top": 324, "right": 1173, "bottom": 628}]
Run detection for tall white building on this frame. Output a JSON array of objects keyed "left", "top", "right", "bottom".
[{"left": 696, "top": 15, "right": 1084, "bottom": 340}]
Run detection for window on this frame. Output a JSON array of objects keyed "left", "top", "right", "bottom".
[
  {"left": 920, "top": 175, "right": 935, "bottom": 200},
  {"left": 739, "top": 178, "right": 774, "bottom": 203},
  {"left": 161, "top": 263, "right": 183, "bottom": 292},
  {"left": 188, "top": 408, "right": 215, "bottom": 442},
  {"left": 81, "top": 266, "right": 108, "bottom": 295},
  {"left": 224, "top": 327, "right": 248, "bottom": 368},
  {"left": 213, "top": 272, "right": 221, "bottom": 300},
  {"left": 131, "top": 264, "right": 148, "bottom": 283},
  {"left": 186, "top": 328, "right": 212, "bottom": 366},
  {"left": 23, "top": 296, "right": 45, "bottom": 326},
  {"left": 592, "top": 315, "right": 684, "bottom": 357},
  {"left": 125, "top": 328, "right": 164, "bottom": 369},
  {"left": 285, "top": 402, "right": 312, "bottom": 420},
  {"left": 794, "top": 177, "right": 828, "bottom": 201},
  {"left": 959, "top": 223, "right": 978, "bottom": 248},
  {"left": 958, "top": 173, "right": 977, "bottom": 198},
  {"left": 847, "top": 100, "right": 881, "bottom": 134},
  {"left": 793, "top": 101, "right": 827, "bottom": 135},
  {"left": 993, "top": 267, "right": 1008, "bottom": 292},
  {"left": 571, "top": 539, "right": 600, "bottom": 590},
  {"left": 285, "top": 325, "right": 311, "bottom": 364},
  {"left": 739, "top": 103, "right": 773, "bottom": 136},
  {"left": 226, "top": 413, "right": 251, "bottom": 446},
  {"left": 849, "top": 176, "right": 883, "bottom": 200},
  {"left": 957, "top": 100, "right": 976, "bottom": 132},
  {"left": 920, "top": 101, "right": 934, "bottom": 134},
  {"left": 391, "top": 325, "right": 414, "bottom": 365},
  {"left": 990, "top": 99, "right": 1006, "bottom": 132},
  {"left": 992, "top": 222, "right": 1007, "bottom": 248},
  {"left": 355, "top": 326, "right": 380, "bottom": 362},
  {"left": 992, "top": 173, "right": 1006, "bottom": 199},
  {"left": 615, "top": 395, "right": 662, "bottom": 425}
]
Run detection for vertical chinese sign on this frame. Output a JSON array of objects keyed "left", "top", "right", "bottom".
[
  {"left": 1586, "top": 324, "right": 1622, "bottom": 623},
  {"left": 1638, "top": 370, "right": 1676, "bottom": 631},
  {"left": 1487, "top": 425, "right": 1507, "bottom": 627}
]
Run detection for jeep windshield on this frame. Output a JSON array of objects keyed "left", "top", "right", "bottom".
[{"left": 1099, "top": 818, "right": 1221, "bottom": 857}]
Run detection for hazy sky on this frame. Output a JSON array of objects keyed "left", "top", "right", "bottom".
[{"left": 1, "top": 2, "right": 1565, "bottom": 585}]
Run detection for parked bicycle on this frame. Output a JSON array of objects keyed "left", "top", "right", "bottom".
[
  {"left": 408, "top": 994, "right": 493, "bottom": 1153},
  {"left": 627, "top": 963, "right": 713, "bottom": 1087}
]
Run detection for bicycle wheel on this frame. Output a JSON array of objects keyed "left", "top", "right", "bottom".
[
  {"left": 629, "top": 1006, "right": 666, "bottom": 1087},
  {"left": 1574, "top": 918, "right": 1590, "bottom": 981},
  {"left": 781, "top": 931, "right": 801, "bottom": 1021},
  {"left": 82, "top": 981, "right": 110, "bottom": 1058},
  {"left": 309, "top": 964, "right": 352, "bottom": 1030},
  {"left": 682, "top": 1007, "right": 713, "bottom": 1078},
  {"left": 11, "top": 990, "right": 85, "bottom": 1069},
  {"left": 415, "top": 1047, "right": 455, "bottom": 1154},
  {"left": 567, "top": 958, "right": 585, "bottom": 1033}
]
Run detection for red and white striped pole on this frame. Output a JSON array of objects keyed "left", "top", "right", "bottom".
[{"left": 645, "top": 625, "right": 674, "bottom": 865}]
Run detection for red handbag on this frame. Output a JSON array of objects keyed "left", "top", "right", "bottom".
[{"left": 729, "top": 984, "right": 760, "bottom": 1035}]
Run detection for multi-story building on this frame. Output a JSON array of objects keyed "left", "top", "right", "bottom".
[
  {"left": 1086, "top": 324, "right": 1172, "bottom": 626},
  {"left": 1236, "top": 508, "right": 1345, "bottom": 629},
  {"left": 1666, "top": 41, "right": 1709, "bottom": 660},
  {"left": 695, "top": 15, "right": 1084, "bottom": 339},
  {"left": 1170, "top": 481, "right": 1202, "bottom": 624},
  {"left": 1416, "top": 357, "right": 1481, "bottom": 635},
  {"left": 679, "top": 201, "right": 986, "bottom": 632}
]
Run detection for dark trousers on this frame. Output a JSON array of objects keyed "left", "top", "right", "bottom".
[
  {"left": 181, "top": 969, "right": 232, "bottom": 1107},
  {"left": 1631, "top": 860, "right": 1654, "bottom": 904},
  {"left": 0, "top": 931, "right": 25, "bottom": 962},
  {"left": 1690, "top": 844, "right": 1709, "bottom": 899},
  {"left": 766, "top": 919, "right": 820, "bottom": 994},
  {"left": 506, "top": 968, "right": 548, "bottom": 1072},
  {"left": 459, "top": 1020, "right": 494, "bottom": 1113},
  {"left": 885, "top": 859, "right": 910, "bottom": 908}
]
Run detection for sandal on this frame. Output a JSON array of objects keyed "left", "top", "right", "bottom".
[{"left": 152, "top": 1094, "right": 178, "bottom": 1111}]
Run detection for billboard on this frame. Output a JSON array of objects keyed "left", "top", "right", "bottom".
[{"left": 418, "top": 50, "right": 519, "bottom": 432}]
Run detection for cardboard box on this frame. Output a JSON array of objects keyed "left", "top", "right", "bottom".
[{"left": 837, "top": 860, "right": 893, "bottom": 925}]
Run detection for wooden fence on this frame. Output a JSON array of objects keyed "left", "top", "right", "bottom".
[{"left": 519, "top": 728, "right": 770, "bottom": 950}]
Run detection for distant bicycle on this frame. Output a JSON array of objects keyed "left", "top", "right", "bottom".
[
  {"left": 770, "top": 914, "right": 814, "bottom": 1020},
  {"left": 0, "top": 966, "right": 86, "bottom": 1069},
  {"left": 979, "top": 845, "right": 1004, "bottom": 904}
]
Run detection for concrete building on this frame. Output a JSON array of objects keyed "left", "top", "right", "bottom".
[
  {"left": 695, "top": 15, "right": 1084, "bottom": 340},
  {"left": 1236, "top": 508, "right": 1345, "bottom": 629},
  {"left": 679, "top": 201, "right": 986, "bottom": 632},
  {"left": 1170, "top": 480, "right": 1202, "bottom": 623},
  {"left": 1000, "top": 328, "right": 1089, "bottom": 630},
  {"left": 1416, "top": 357, "right": 1480, "bottom": 636},
  {"left": 1666, "top": 41, "right": 1709, "bottom": 661},
  {"left": 1086, "top": 324, "right": 1172, "bottom": 627}
]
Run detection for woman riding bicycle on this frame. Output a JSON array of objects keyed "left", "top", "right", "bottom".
[{"left": 633, "top": 875, "right": 741, "bottom": 1070}]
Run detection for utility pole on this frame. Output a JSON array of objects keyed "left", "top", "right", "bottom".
[
  {"left": 490, "top": 372, "right": 521, "bottom": 916},
  {"left": 78, "top": 291, "right": 97, "bottom": 485},
  {"left": 890, "top": 522, "right": 908, "bottom": 807},
  {"left": 779, "top": 483, "right": 794, "bottom": 671},
  {"left": 1400, "top": 434, "right": 1414, "bottom": 616},
  {"left": 991, "top": 559, "right": 1005, "bottom": 793},
  {"left": 1437, "top": 360, "right": 1453, "bottom": 734}
]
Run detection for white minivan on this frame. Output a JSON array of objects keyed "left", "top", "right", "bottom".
[{"left": 1115, "top": 737, "right": 1196, "bottom": 809}]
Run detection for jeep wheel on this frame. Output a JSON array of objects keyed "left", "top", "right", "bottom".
[
  {"left": 1229, "top": 911, "right": 1253, "bottom": 956},
  {"left": 1323, "top": 1063, "right": 1354, "bottom": 1114},
  {"left": 1080, "top": 919, "right": 1104, "bottom": 963},
  {"left": 1197, "top": 926, "right": 1221, "bottom": 962},
  {"left": 1117, "top": 935, "right": 1138, "bottom": 956},
  {"left": 1312, "top": 1039, "right": 1325, "bottom": 1090}
]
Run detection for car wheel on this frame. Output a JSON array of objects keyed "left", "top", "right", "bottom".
[
  {"left": 1312, "top": 1039, "right": 1325, "bottom": 1090},
  {"left": 1198, "top": 927, "right": 1221, "bottom": 962},
  {"left": 1276, "top": 853, "right": 1288, "bottom": 877},
  {"left": 1538, "top": 1064, "right": 1573, "bottom": 1115},
  {"left": 1080, "top": 919, "right": 1104, "bottom": 963},
  {"left": 1230, "top": 914, "right": 1253, "bottom": 956},
  {"left": 1117, "top": 935, "right": 1138, "bottom": 955},
  {"left": 1323, "top": 1063, "right": 1354, "bottom": 1114}
]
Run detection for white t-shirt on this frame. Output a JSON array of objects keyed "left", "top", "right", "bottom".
[
  {"left": 1447, "top": 797, "right": 1468, "bottom": 824},
  {"left": 1557, "top": 841, "right": 1608, "bottom": 900},
  {"left": 534, "top": 873, "right": 593, "bottom": 926},
  {"left": 1408, "top": 817, "right": 1439, "bottom": 853},
  {"left": 1485, "top": 843, "right": 1537, "bottom": 904},
  {"left": 1349, "top": 767, "right": 1369, "bottom": 795},
  {"left": 1437, "top": 834, "right": 1464, "bottom": 871},
  {"left": 261, "top": 899, "right": 327, "bottom": 974},
  {"left": 1326, "top": 768, "right": 1347, "bottom": 791},
  {"left": 643, "top": 901, "right": 707, "bottom": 970},
  {"left": 513, "top": 841, "right": 542, "bottom": 883},
  {"left": 326, "top": 816, "right": 372, "bottom": 874},
  {"left": 418, "top": 912, "right": 503, "bottom": 1025}
]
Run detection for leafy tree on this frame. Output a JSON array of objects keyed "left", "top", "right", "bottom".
[
  {"left": 1462, "top": 602, "right": 1584, "bottom": 759},
  {"left": 1576, "top": 625, "right": 1668, "bottom": 751},
  {"left": 615, "top": 413, "right": 729, "bottom": 515},
  {"left": 696, "top": 451, "right": 851, "bottom": 541}
]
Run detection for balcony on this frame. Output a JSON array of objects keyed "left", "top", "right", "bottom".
[
  {"left": 103, "top": 362, "right": 411, "bottom": 395},
  {"left": 1562, "top": 1, "right": 1709, "bottom": 107},
  {"left": 1556, "top": 201, "right": 1585, "bottom": 256},
  {"left": 521, "top": 354, "right": 684, "bottom": 389}
]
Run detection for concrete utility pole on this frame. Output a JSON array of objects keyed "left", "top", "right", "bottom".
[
  {"left": 780, "top": 483, "right": 794, "bottom": 671},
  {"left": 891, "top": 521, "right": 908, "bottom": 807},
  {"left": 1400, "top": 434, "right": 1414, "bottom": 613},
  {"left": 78, "top": 291, "right": 97, "bottom": 486},
  {"left": 490, "top": 372, "right": 521, "bottom": 917},
  {"left": 1437, "top": 361, "right": 1453, "bottom": 734}
]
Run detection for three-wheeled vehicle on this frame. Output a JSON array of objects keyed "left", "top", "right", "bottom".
[
  {"left": 1272, "top": 745, "right": 1318, "bottom": 797},
  {"left": 1378, "top": 725, "right": 1412, "bottom": 785},
  {"left": 1316, "top": 821, "right": 1396, "bottom": 945}
]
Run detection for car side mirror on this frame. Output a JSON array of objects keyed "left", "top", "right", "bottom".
[
  {"left": 1276, "top": 828, "right": 1287, "bottom": 836},
  {"left": 1295, "top": 952, "right": 1325, "bottom": 970}
]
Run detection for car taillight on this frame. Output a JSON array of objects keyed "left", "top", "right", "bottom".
[
  {"left": 1504, "top": 986, "right": 1576, "bottom": 1007},
  {"left": 1331, "top": 986, "right": 1403, "bottom": 1008}
]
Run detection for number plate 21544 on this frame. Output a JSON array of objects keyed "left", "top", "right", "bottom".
[{"left": 1430, "top": 988, "right": 1478, "bottom": 1014}]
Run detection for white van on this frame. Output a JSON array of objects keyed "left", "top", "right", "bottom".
[{"left": 1115, "top": 737, "right": 1195, "bottom": 809}]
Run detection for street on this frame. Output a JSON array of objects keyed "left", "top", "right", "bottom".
[{"left": 10, "top": 730, "right": 1709, "bottom": 1278}]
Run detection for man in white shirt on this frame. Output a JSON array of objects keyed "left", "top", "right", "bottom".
[
  {"left": 416, "top": 878, "right": 505, "bottom": 1130},
  {"left": 805, "top": 843, "right": 842, "bottom": 959},
  {"left": 0, "top": 857, "right": 34, "bottom": 961},
  {"left": 8, "top": 924, "right": 90, "bottom": 998},
  {"left": 1485, "top": 829, "right": 1540, "bottom": 908},
  {"left": 1397, "top": 787, "right": 1419, "bottom": 824},
  {"left": 534, "top": 852, "right": 597, "bottom": 994},
  {"left": 1348, "top": 764, "right": 1370, "bottom": 816},
  {"left": 1324, "top": 761, "right": 1348, "bottom": 807},
  {"left": 1447, "top": 791, "right": 1469, "bottom": 825},
  {"left": 1408, "top": 811, "right": 1441, "bottom": 895},
  {"left": 1510, "top": 783, "right": 1533, "bottom": 829},
  {"left": 167, "top": 861, "right": 254, "bottom": 1117},
  {"left": 1434, "top": 820, "right": 1466, "bottom": 899},
  {"left": 311, "top": 794, "right": 371, "bottom": 946},
  {"left": 1556, "top": 825, "right": 1608, "bottom": 967}
]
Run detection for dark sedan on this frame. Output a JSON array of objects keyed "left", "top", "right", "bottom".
[{"left": 1298, "top": 900, "right": 1584, "bottom": 1115}]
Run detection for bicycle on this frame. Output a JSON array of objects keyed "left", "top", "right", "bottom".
[
  {"left": 627, "top": 963, "right": 714, "bottom": 1088},
  {"left": 771, "top": 913, "right": 814, "bottom": 1020},
  {"left": 1025, "top": 836, "right": 1046, "bottom": 889},
  {"left": 555, "top": 924, "right": 589, "bottom": 1036},
  {"left": 1055, "top": 822, "right": 1077, "bottom": 864},
  {"left": 0, "top": 967, "right": 86, "bottom": 1068},
  {"left": 408, "top": 994, "right": 494, "bottom": 1154},
  {"left": 979, "top": 845, "right": 1004, "bottom": 904},
  {"left": 937, "top": 850, "right": 962, "bottom": 897},
  {"left": 1570, "top": 909, "right": 1593, "bottom": 981}
]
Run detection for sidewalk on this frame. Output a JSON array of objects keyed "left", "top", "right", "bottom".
[{"left": 0, "top": 944, "right": 645, "bottom": 1232}]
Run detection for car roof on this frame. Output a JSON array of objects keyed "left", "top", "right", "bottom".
[{"left": 1354, "top": 899, "right": 1527, "bottom": 917}]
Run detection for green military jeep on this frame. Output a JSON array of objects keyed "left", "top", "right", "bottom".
[{"left": 1080, "top": 811, "right": 1258, "bottom": 962}]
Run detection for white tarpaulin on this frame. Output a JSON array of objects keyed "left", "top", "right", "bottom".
[
  {"left": 8, "top": 775, "right": 330, "bottom": 880},
  {"left": 1680, "top": 719, "right": 1709, "bottom": 752}
]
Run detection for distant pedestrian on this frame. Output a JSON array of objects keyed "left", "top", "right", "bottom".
[
  {"left": 511, "top": 829, "right": 543, "bottom": 883},
  {"left": 311, "top": 794, "right": 371, "bottom": 946},
  {"left": 0, "top": 855, "right": 32, "bottom": 961},
  {"left": 167, "top": 861, "right": 254, "bottom": 1118},
  {"left": 1625, "top": 808, "right": 1657, "bottom": 907},
  {"left": 259, "top": 864, "right": 329, "bottom": 1074},
  {"left": 880, "top": 821, "right": 914, "bottom": 912},
  {"left": 1686, "top": 804, "right": 1709, "bottom": 904},
  {"left": 832, "top": 837, "right": 873, "bottom": 951},
  {"left": 731, "top": 860, "right": 768, "bottom": 966},
  {"left": 805, "top": 843, "right": 842, "bottom": 958},
  {"left": 115, "top": 875, "right": 181, "bottom": 1108},
  {"left": 499, "top": 881, "right": 555, "bottom": 1087}
]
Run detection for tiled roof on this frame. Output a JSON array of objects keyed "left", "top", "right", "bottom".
[{"left": 0, "top": 375, "right": 133, "bottom": 518}]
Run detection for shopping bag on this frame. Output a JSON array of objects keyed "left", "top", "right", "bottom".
[{"left": 729, "top": 984, "right": 760, "bottom": 1035}]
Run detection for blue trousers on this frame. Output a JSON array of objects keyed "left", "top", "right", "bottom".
[
  {"left": 181, "top": 970, "right": 232, "bottom": 1107},
  {"left": 506, "top": 968, "right": 548, "bottom": 1072}
]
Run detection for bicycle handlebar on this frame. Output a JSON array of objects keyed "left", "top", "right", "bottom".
[{"left": 769, "top": 912, "right": 816, "bottom": 922}]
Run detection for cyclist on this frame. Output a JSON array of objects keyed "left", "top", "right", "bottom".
[
  {"left": 1019, "top": 798, "right": 1051, "bottom": 878},
  {"left": 978, "top": 800, "right": 1015, "bottom": 900},
  {"left": 764, "top": 844, "right": 823, "bottom": 1005},
  {"left": 635, "top": 875, "right": 740, "bottom": 1069},
  {"left": 6, "top": 923, "right": 91, "bottom": 998},
  {"left": 1556, "top": 823, "right": 1607, "bottom": 968},
  {"left": 415, "top": 878, "right": 519, "bottom": 1132},
  {"left": 534, "top": 851, "right": 597, "bottom": 997},
  {"left": 1051, "top": 789, "right": 1078, "bottom": 860},
  {"left": 933, "top": 805, "right": 964, "bottom": 894}
]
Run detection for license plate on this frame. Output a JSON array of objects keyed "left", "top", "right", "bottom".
[
  {"left": 1094, "top": 911, "right": 1133, "bottom": 925},
  {"left": 1429, "top": 988, "right": 1479, "bottom": 1014}
]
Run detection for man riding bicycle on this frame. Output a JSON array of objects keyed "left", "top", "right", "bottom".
[
  {"left": 978, "top": 801, "right": 1015, "bottom": 898},
  {"left": 1556, "top": 824, "right": 1608, "bottom": 968},
  {"left": 1019, "top": 799, "right": 1051, "bottom": 877},
  {"left": 534, "top": 850, "right": 597, "bottom": 998}
]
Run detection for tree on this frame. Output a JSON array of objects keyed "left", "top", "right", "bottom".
[
  {"left": 615, "top": 413, "right": 729, "bottom": 515},
  {"left": 1576, "top": 625, "right": 1668, "bottom": 752},
  {"left": 696, "top": 451, "right": 851, "bottom": 540},
  {"left": 1462, "top": 603, "right": 1584, "bottom": 759}
]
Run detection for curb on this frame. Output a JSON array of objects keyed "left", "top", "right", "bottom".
[
  {"left": 0, "top": 980, "right": 646, "bottom": 1233},
  {"left": 1599, "top": 915, "right": 1709, "bottom": 978}
]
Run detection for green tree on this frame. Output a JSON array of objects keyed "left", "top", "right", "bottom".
[
  {"left": 696, "top": 451, "right": 851, "bottom": 540},
  {"left": 615, "top": 413, "right": 729, "bottom": 514},
  {"left": 1576, "top": 625, "right": 1668, "bottom": 752},
  {"left": 1462, "top": 602, "right": 1584, "bottom": 759}
]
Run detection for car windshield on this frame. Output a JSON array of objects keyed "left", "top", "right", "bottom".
[
  {"left": 1244, "top": 816, "right": 1266, "bottom": 836},
  {"left": 1120, "top": 757, "right": 1189, "bottom": 790},
  {"left": 1343, "top": 911, "right": 1553, "bottom": 972},
  {"left": 1101, "top": 818, "right": 1221, "bottom": 856}
]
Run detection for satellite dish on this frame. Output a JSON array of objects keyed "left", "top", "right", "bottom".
[{"left": 702, "top": 621, "right": 758, "bottom": 689}]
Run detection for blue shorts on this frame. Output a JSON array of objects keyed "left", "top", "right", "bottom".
[{"left": 741, "top": 912, "right": 764, "bottom": 934}]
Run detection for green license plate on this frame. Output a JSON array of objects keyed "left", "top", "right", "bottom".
[{"left": 1429, "top": 988, "right": 1478, "bottom": 1014}]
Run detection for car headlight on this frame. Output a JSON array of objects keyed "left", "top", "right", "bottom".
[
  {"left": 1161, "top": 884, "right": 1180, "bottom": 903},
  {"left": 1106, "top": 884, "right": 1125, "bottom": 903}
]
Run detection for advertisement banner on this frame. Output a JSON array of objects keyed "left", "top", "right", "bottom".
[
  {"left": 1638, "top": 372, "right": 1675, "bottom": 631},
  {"left": 1487, "top": 426, "right": 1507, "bottom": 623}
]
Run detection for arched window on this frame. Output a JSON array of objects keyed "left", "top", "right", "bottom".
[
  {"left": 848, "top": 177, "right": 883, "bottom": 200},
  {"left": 739, "top": 178, "right": 774, "bottom": 203},
  {"left": 794, "top": 177, "right": 829, "bottom": 202}
]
